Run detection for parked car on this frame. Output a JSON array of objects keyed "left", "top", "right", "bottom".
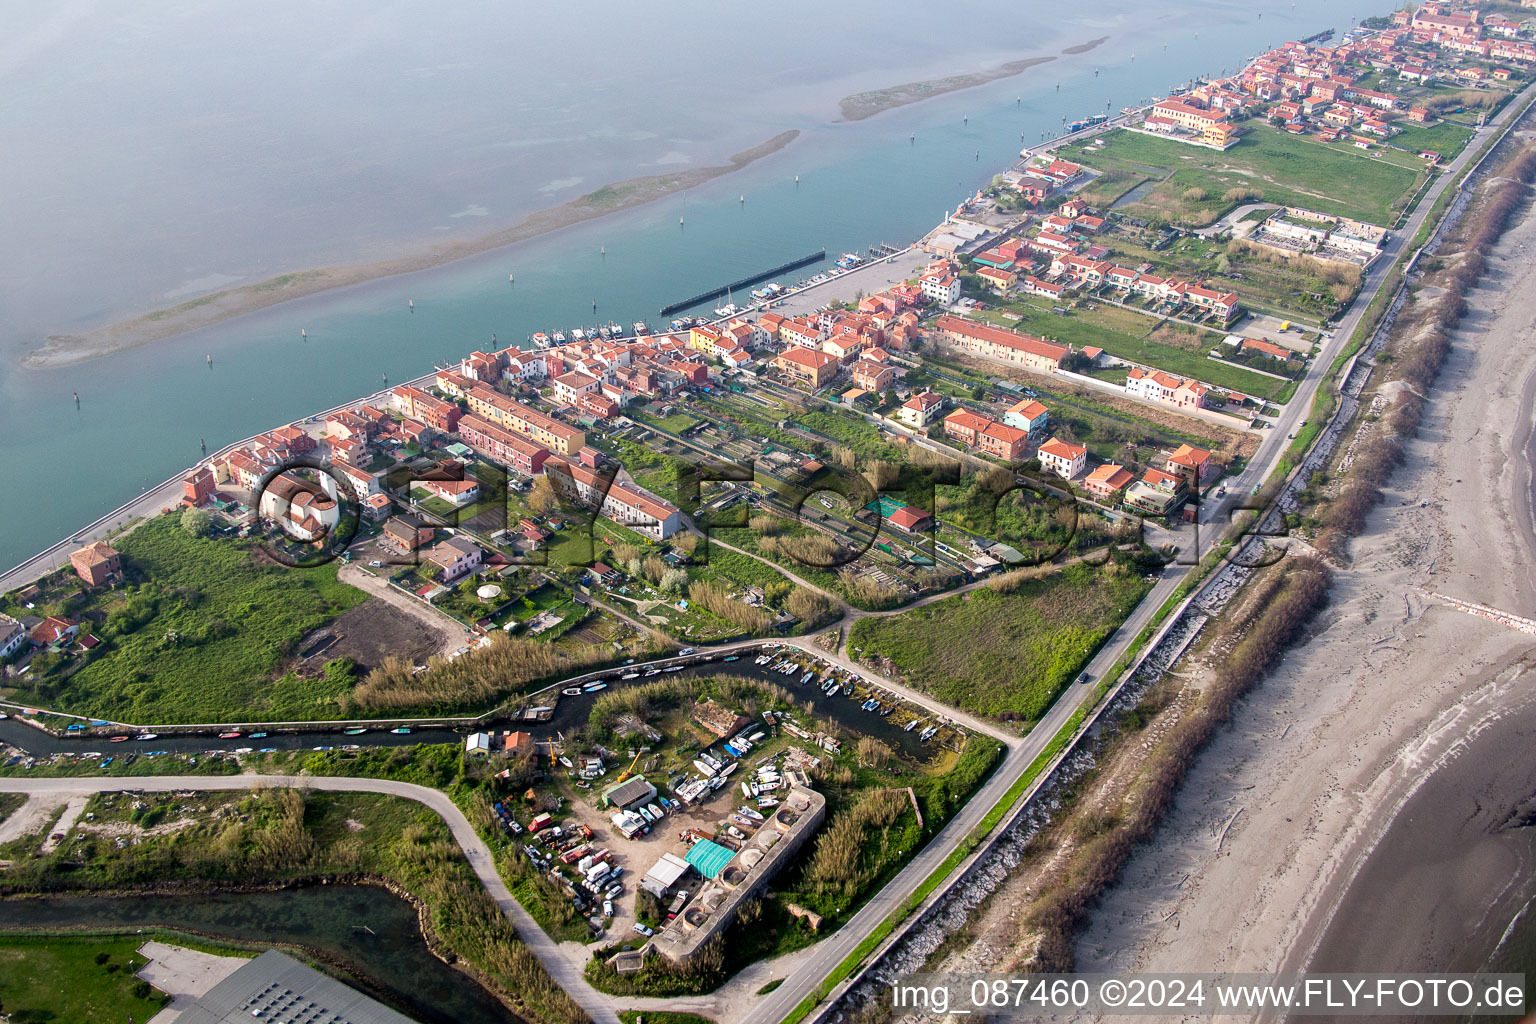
[
  {"left": 603, "top": 899, "right": 614, "bottom": 917},
  {"left": 633, "top": 923, "right": 654, "bottom": 937}
]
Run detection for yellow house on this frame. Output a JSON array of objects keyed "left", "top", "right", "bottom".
[{"left": 689, "top": 325, "right": 723, "bottom": 355}]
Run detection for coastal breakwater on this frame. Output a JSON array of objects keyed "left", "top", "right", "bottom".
[{"left": 659, "top": 249, "right": 827, "bottom": 315}]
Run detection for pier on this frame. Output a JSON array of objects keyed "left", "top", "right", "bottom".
[{"left": 659, "top": 249, "right": 826, "bottom": 316}]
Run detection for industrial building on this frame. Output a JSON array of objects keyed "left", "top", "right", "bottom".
[{"left": 173, "top": 949, "right": 419, "bottom": 1024}]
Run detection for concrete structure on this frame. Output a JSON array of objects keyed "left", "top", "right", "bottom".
[
  {"left": 173, "top": 949, "right": 418, "bottom": 1024},
  {"left": 651, "top": 782, "right": 826, "bottom": 964}
]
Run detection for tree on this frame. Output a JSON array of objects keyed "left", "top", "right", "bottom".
[
  {"left": 970, "top": 384, "right": 986, "bottom": 401},
  {"left": 659, "top": 567, "right": 690, "bottom": 594},
  {"left": 180, "top": 507, "right": 211, "bottom": 538},
  {"left": 528, "top": 476, "right": 559, "bottom": 515},
  {"left": 882, "top": 388, "right": 899, "bottom": 408}
]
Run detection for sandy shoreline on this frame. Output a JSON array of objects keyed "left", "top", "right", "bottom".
[
  {"left": 1075, "top": 177, "right": 1536, "bottom": 986},
  {"left": 836, "top": 38, "right": 1107, "bottom": 122},
  {"left": 20, "top": 130, "right": 800, "bottom": 370}
]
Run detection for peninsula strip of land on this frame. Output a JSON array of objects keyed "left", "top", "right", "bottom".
[
  {"left": 835, "top": 37, "right": 1110, "bottom": 122},
  {"left": 21, "top": 131, "right": 801, "bottom": 371}
]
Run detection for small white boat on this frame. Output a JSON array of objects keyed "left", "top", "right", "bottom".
[
  {"left": 584, "top": 682, "right": 608, "bottom": 692},
  {"left": 391, "top": 727, "right": 412, "bottom": 735},
  {"left": 559, "top": 756, "right": 574, "bottom": 769},
  {"left": 134, "top": 733, "right": 158, "bottom": 741},
  {"left": 621, "top": 672, "right": 639, "bottom": 680},
  {"left": 563, "top": 687, "right": 584, "bottom": 696}
]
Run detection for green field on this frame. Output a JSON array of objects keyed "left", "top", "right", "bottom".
[
  {"left": 848, "top": 563, "right": 1151, "bottom": 721},
  {"left": 3, "top": 514, "right": 368, "bottom": 723},
  {"left": 1063, "top": 124, "right": 1422, "bottom": 226},
  {"left": 979, "top": 302, "right": 1283, "bottom": 397},
  {"left": 1388, "top": 120, "right": 1476, "bottom": 158},
  {"left": 0, "top": 935, "right": 170, "bottom": 1024}
]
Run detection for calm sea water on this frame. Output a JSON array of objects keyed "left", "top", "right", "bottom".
[{"left": 0, "top": 0, "right": 1371, "bottom": 568}]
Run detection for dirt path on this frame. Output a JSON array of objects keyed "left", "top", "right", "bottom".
[
  {"left": 336, "top": 563, "right": 468, "bottom": 660},
  {"left": 0, "top": 793, "right": 67, "bottom": 845}
]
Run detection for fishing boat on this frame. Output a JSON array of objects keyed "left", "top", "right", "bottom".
[
  {"left": 559, "top": 756, "right": 574, "bottom": 769},
  {"left": 665, "top": 665, "right": 684, "bottom": 673},
  {"left": 727, "top": 826, "right": 747, "bottom": 841},
  {"left": 234, "top": 747, "right": 254, "bottom": 754},
  {"left": 134, "top": 733, "right": 158, "bottom": 741},
  {"left": 919, "top": 725, "right": 938, "bottom": 742},
  {"left": 905, "top": 719, "right": 920, "bottom": 732},
  {"left": 532, "top": 332, "right": 550, "bottom": 347},
  {"left": 218, "top": 731, "right": 242, "bottom": 739},
  {"left": 693, "top": 759, "right": 718, "bottom": 777},
  {"left": 563, "top": 687, "right": 584, "bottom": 696},
  {"left": 621, "top": 671, "right": 640, "bottom": 680},
  {"left": 551, "top": 331, "right": 567, "bottom": 343},
  {"left": 259, "top": 747, "right": 278, "bottom": 753},
  {"left": 344, "top": 727, "right": 368, "bottom": 735},
  {"left": 632, "top": 321, "right": 649, "bottom": 335},
  {"left": 249, "top": 732, "right": 268, "bottom": 739},
  {"left": 110, "top": 735, "right": 130, "bottom": 743},
  {"left": 607, "top": 321, "right": 624, "bottom": 337},
  {"left": 739, "top": 806, "right": 764, "bottom": 823},
  {"left": 312, "top": 745, "right": 333, "bottom": 752},
  {"left": 719, "top": 761, "right": 738, "bottom": 778},
  {"left": 391, "top": 727, "right": 412, "bottom": 735},
  {"left": 758, "top": 797, "right": 779, "bottom": 809},
  {"left": 723, "top": 654, "right": 739, "bottom": 662},
  {"left": 643, "top": 668, "right": 662, "bottom": 677},
  {"left": 584, "top": 682, "right": 608, "bottom": 692}
]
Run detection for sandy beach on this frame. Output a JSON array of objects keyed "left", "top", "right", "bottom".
[
  {"left": 1075, "top": 176, "right": 1536, "bottom": 983},
  {"left": 20, "top": 131, "right": 800, "bottom": 370}
]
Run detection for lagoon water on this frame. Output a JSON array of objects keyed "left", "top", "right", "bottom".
[{"left": 0, "top": 0, "right": 1366, "bottom": 568}]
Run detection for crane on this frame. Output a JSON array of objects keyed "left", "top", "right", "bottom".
[{"left": 616, "top": 751, "right": 643, "bottom": 783}]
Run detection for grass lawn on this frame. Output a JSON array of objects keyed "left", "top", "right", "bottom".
[
  {"left": 1388, "top": 120, "right": 1476, "bottom": 158},
  {"left": 977, "top": 303, "right": 1282, "bottom": 397},
  {"left": 0, "top": 935, "right": 169, "bottom": 1024},
  {"left": 1062, "top": 124, "right": 1422, "bottom": 226},
  {"left": 638, "top": 410, "right": 702, "bottom": 435},
  {"left": 848, "top": 563, "right": 1150, "bottom": 721},
  {"left": 7, "top": 514, "right": 368, "bottom": 723}
]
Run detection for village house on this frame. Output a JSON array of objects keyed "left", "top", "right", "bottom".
[
  {"left": 381, "top": 515, "right": 435, "bottom": 554},
  {"left": 1084, "top": 463, "right": 1136, "bottom": 500},
  {"left": 919, "top": 270, "right": 962, "bottom": 306},
  {"left": 1123, "top": 467, "right": 1189, "bottom": 517},
  {"left": 426, "top": 535, "right": 482, "bottom": 583},
  {"left": 851, "top": 358, "right": 896, "bottom": 393},
  {"left": 897, "top": 391, "right": 947, "bottom": 428},
  {"left": 0, "top": 613, "right": 26, "bottom": 661},
  {"left": 183, "top": 467, "right": 216, "bottom": 507},
  {"left": 1003, "top": 398, "right": 1049, "bottom": 435},
  {"left": 1126, "top": 368, "right": 1213, "bottom": 411},
  {"left": 774, "top": 347, "right": 839, "bottom": 389},
  {"left": 1037, "top": 437, "right": 1088, "bottom": 480},
  {"left": 70, "top": 541, "right": 123, "bottom": 588},
  {"left": 1166, "top": 443, "right": 1219, "bottom": 489},
  {"left": 30, "top": 615, "right": 81, "bottom": 651},
  {"left": 419, "top": 476, "right": 482, "bottom": 506}
]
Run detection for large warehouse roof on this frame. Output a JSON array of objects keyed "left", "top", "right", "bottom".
[
  {"left": 684, "top": 838, "right": 735, "bottom": 879},
  {"left": 174, "top": 950, "right": 418, "bottom": 1024}
]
